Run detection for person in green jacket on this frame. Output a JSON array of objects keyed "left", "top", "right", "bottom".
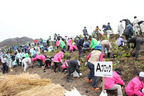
[
  {"left": 59, "top": 38, "right": 66, "bottom": 52},
  {"left": 89, "top": 36, "right": 98, "bottom": 50}
]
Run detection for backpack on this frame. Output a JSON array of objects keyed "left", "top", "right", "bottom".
[{"left": 124, "top": 26, "right": 129, "bottom": 35}]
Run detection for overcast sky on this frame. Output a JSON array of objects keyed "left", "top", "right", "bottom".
[{"left": 0, "top": 0, "right": 144, "bottom": 42}]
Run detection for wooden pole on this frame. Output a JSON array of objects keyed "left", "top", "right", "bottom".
[{"left": 102, "top": 77, "right": 105, "bottom": 93}]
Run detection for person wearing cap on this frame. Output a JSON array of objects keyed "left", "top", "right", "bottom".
[
  {"left": 59, "top": 38, "right": 66, "bottom": 52},
  {"left": 89, "top": 36, "right": 98, "bottom": 50},
  {"left": 52, "top": 50, "right": 64, "bottom": 73},
  {"left": 127, "top": 37, "right": 144, "bottom": 61},
  {"left": 69, "top": 42, "right": 77, "bottom": 52},
  {"left": 77, "top": 37, "right": 87, "bottom": 60},
  {"left": 85, "top": 44, "right": 103, "bottom": 90},
  {"left": 100, "top": 40, "right": 112, "bottom": 58},
  {"left": 116, "top": 36, "right": 126, "bottom": 47},
  {"left": 22, "top": 57, "right": 32, "bottom": 71},
  {"left": 83, "top": 26, "right": 89, "bottom": 37},
  {"left": 125, "top": 72, "right": 144, "bottom": 96},
  {"left": 104, "top": 68, "right": 124, "bottom": 96},
  {"left": 133, "top": 16, "right": 140, "bottom": 36},
  {"left": 65, "top": 60, "right": 82, "bottom": 82},
  {"left": 118, "top": 20, "right": 124, "bottom": 36},
  {"left": 105, "top": 22, "right": 112, "bottom": 38}
]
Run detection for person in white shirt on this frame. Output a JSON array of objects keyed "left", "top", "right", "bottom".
[
  {"left": 133, "top": 16, "right": 140, "bottom": 36},
  {"left": 1, "top": 55, "right": 8, "bottom": 74},
  {"left": 22, "top": 57, "right": 32, "bottom": 71},
  {"left": 118, "top": 20, "right": 124, "bottom": 36}
]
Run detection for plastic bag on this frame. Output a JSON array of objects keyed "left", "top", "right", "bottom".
[
  {"left": 73, "top": 71, "right": 80, "bottom": 77},
  {"left": 99, "top": 90, "right": 107, "bottom": 96}
]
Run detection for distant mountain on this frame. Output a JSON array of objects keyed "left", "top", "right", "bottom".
[{"left": 0, "top": 37, "right": 34, "bottom": 49}]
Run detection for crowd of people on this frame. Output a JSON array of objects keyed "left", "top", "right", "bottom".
[{"left": 0, "top": 16, "right": 144, "bottom": 96}]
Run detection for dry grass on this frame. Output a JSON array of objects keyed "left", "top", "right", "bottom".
[{"left": 0, "top": 73, "right": 64, "bottom": 96}]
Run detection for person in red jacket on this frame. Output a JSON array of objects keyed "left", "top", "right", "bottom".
[
  {"left": 104, "top": 68, "right": 124, "bottom": 96},
  {"left": 34, "top": 39, "right": 38, "bottom": 46},
  {"left": 125, "top": 71, "right": 144, "bottom": 96}
]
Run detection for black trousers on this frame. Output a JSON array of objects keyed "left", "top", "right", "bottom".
[
  {"left": 2, "top": 63, "right": 8, "bottom": 74},
  {"left": 67, "top": 46, "right": 70, "bottom": 51},
  {"left": 54, "top": 62, "right": 60, "bottom": 72}
]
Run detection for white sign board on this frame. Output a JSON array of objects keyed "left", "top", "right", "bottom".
[{"left": 94, "top": 61, "right": 113, "bottom": 77}]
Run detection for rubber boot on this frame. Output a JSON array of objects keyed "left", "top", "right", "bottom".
[{"left": 67, "top": 75, "right": 73, "bottom": 82}]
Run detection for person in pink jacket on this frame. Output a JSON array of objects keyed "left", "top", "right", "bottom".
[
  {"left": 125, "top": 72, "right": 144, "bottom": 96},
  {"left": 105, "top": 68, "right": 124, "bottom": 96},
  {"left": 32, "top": 54, "right": 45, "bottom": 67},
  {"left": 53, "top": 50, "right": 64, "bottom": 73},
  {"left": 69, "top": 42, "right": 77, "bottom": 52},
  {"left": 67, "top": 38, "right": 72, "bottom": 51},
  {"left": 56, "top": 40, "right": 60, "bottom": 49},
  {"left": 62, "top": 56, "right": 71, "bottom": 72}
]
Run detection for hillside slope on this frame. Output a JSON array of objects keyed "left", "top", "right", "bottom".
[{"left": 0, "top": 36, "right": 34, "bottom": 49}]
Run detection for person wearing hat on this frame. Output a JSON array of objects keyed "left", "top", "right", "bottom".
[
  {"left": 89, "top": 36, "right": 98, "bottom": 50},
  {"left": 69, "top": 42, "right": 77, "bottom": 52},
  {"left": 118, "top": 20, "right": 124, "bottom": 36},
  {"left": 83, "top": 26, "right": 89, "bottom": 37},
  {"left": 85, "top": 44, "right": 103, "bottom": 90},
  {"left": 65, "top": 60, "right": 82, "bottom": 82},
  {"left": 104, "top": 68, "right": 124, "bottom": 96},
  {"left": 125, "top": 72, "right": 144, "bottom": 96},
  {"left": 127, "top": 37, "right": 144, "bottom": 61},
  {"left": 77, "top": 37, "right": 87, "bottom": 60},
  {"left": 52, "top": 50, "right": 64, "bottom": 73},
  {"left": 100, "top": 40, "right": 112, "bottom": 58},
  {"left": 133, "top": 16, "right": 140, "bottom": 36}
]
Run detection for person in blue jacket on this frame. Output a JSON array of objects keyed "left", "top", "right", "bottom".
[{"left": 116, "top": 36, "right": 126, "bottom": 47}]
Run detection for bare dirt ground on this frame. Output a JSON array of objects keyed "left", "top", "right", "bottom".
[{"left": 1, "top": 34, "right": 144, "bottom": 96}]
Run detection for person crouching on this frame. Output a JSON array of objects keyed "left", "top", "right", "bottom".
[{"left": 65, "top": 60, "right": 82, "bottom": 82}]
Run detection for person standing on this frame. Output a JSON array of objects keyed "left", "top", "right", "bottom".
[
  {"left": 1, "top": 55, "right": 8, "bottom": 74},
  {"left": 133, "top": 16, "right": 140, "bottom": 36},
  {"left": 83, "top": 26, "right": 89, "bottom": 37},
  {"left": 47, "top": 36, "right": 51, "bottom": 46},
  {"left": 86, "top": 45, "right": 103, "bottom": 90},
  {"left": 118, "top": 20, "right": 124, "bottom": 36},
  {"left": 94, "top": 26, "right": 101, "bottom": 39},
  {"left": 59, "top": 38, "right": 66, "bottom": 52},
  {"left": 105, "top": 22, "right": 112, "bottom": 38}
]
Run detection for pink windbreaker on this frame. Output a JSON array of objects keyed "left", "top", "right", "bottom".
[
  {"left": 62, "top": 59, "right": 69, "bottom": 69},
  {"left": 56, "top": 40, "right": 60, "bottom": 47},
  {"left": 67, "top": 39, "right": 72, "bottom": 46},
  {"left": 69, "top": 44, "right": 77, "bottom": 51},
  {"left": 37, "top": 55, "right": 45, "bottom": 63},
  {"left": 32, "top": 54, "right": 39, "bottom": 61},
  {"left": 32, "top": 54, "right": 45, "bottom": 63},
  {"left": 125, "top": 76, "right": 144, "bottom": 96},
  {"left": 105, "top": 71, "right": 124, "bottom": 89},
  {"left": 53, "top": 51, "right": 63, "bottom": 62}
]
